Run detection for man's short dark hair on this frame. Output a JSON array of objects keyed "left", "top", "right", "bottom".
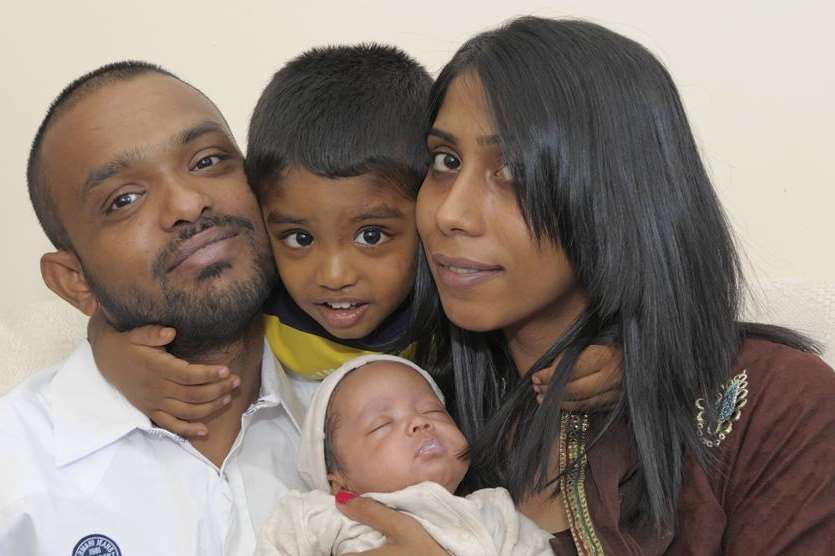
[
  {"left": 27, "top": 61, "right": 178, "bottom": 250},
  {"left": 246, "top": 44, "right": 433, "bottom": 199}
]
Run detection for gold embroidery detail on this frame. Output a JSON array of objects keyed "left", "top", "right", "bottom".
[
  {"left": 559, "top": 412, "right": 605, "bottom": 556},
  {"left": 696, "top": 369, "right": 749, "bottom": 448}
]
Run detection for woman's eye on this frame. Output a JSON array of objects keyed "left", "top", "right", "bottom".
[
  {"left": 108, "top": 192, "right": 142, "bottom": 212},
  {"left": 192, "top": 154, "right": 225, "bottom": 170},
  {"left": 354, "top": 227, "right": 390, "bottom": 246},
  {"left": 431, "top": 152, "right": 461, "bottom": 173},
  {"left": 281, "top": 231, "right": 314, "bottom": 248}
]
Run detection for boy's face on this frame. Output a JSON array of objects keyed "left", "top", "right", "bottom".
[
  {"left": 326, "top": 362, "right": 469, "bottom": 494},
  {"left": 261, "top": 166, "right": 417, "bottom": 339}
]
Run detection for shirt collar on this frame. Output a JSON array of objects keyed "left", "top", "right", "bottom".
[
  {"left": 255, "top": 340, "right": 306, "bottom": 432},
  {"left": 46, "top": 340, "right": 150, "bottom": 467},
  {"left": 46, "top": 340, "right": 307, "bottom": 467}
]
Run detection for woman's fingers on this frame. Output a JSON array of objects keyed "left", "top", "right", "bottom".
[{"left": 336, "top": 495, "right": 447, "bottom": 555}]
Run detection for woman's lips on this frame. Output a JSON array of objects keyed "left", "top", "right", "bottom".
[{"left": 431, "top": 253, "right": 502, "bottom": 289}]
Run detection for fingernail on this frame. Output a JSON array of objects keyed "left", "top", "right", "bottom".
[
  {"left": 335, "top": 490, "right": 356, "bottom": 505},
  {"left": 196, "top": 429, "right": 208, "bottom": 437},
  {"left": 218, "top": 367, "right": 230, "bottom": 378},
  {"left": 231, "top": 376, "right": 241, "bottom": 388},
  {"left": 223, "top": 395, "right": 232, "bottom": 405}
]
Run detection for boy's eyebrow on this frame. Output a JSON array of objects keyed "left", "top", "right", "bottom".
[
  {"left": 351, "top": 205, "right": 404, "bottom": 223},
  {"left": 265, "top": 211, "right": 307, "bottom": 226},
  {"left": 428, "top": 127, "right": 501, "bottom": 147},
  {"left": 427, "top": 128, "right": 456, "bottom": 144}
]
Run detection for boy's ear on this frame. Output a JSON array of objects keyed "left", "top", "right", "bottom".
[
  {"left": 327, "top": 471, "right": 349, "bottom": 495},
  {"left": 41, "top": 250, "right": 99, "bottom": 317}
]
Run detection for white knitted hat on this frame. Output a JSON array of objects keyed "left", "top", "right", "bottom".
[{"left": 296, "top": 353, "right": 445, "bottom": 492}]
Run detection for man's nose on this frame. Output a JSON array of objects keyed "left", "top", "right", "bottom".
[{"left": 159, "top": 174, "right": 214, "bottom": 230}]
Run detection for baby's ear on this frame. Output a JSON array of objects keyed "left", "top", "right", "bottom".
[{"left": 327, "top": 471, "right": 348, "bottom": 494}]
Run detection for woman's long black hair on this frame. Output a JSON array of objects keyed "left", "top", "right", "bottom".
[{"left": 412, "top": 17, "right": 818, "bottom": 533}]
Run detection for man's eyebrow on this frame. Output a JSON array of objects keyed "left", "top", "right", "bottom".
[
  {"left": 83, "top": 150, "right": 143, "bottom": 194},
  {"left": 178, "top": 120, "right": 226, "bottom": 145},
  {"left": 351, "top": 205, "right": 405, "bottom": 223},
  {"left": 265, "top": 211, "right": 307, "bottom": 226},
  {"left": 82, "top": 120, "right": 230, "bottom": 198}
]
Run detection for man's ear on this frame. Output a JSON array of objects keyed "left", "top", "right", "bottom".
[
  {"left": 41, "top": 250, "right": 99, "bottom": 317},
  {"left": 327, "top": 471, "right": 349, "bottom": 495}
]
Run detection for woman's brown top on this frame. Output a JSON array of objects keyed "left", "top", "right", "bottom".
[{"left": 550, "top": 338, "right": 835, "bottom": 555}]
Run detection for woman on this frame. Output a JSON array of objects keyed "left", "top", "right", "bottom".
[{"left": 342, "top": 16, "right": 835, "bottom": 555}]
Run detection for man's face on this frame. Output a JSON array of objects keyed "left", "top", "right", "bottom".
[{"left": 40, "top": 74, "right": 275, "bottom": 356}]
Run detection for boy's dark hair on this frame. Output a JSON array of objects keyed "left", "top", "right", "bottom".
[
  {"left": 246, "top": 44, "right": 432, "bottom": 199},
  {"left": 27, "top": 61, "right": 178, "bottom": 250}
]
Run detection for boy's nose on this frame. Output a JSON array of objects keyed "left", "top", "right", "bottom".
[{"left": 317, "top": 254, "right": 358, "bottom": 291}]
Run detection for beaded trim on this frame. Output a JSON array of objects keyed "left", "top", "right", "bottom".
[
  {"left": 559, "top": 412, "right": 606, "bottom": 556},
  {"left": 695, "top": 369, "right": 749, "bottom": 448}
]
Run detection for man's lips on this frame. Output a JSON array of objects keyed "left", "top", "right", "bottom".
[
  {"left": 431, "top": 253, "right": 502, "bottom": 288},
  {"left": 167, "top": 227, "right": 240, "bottom": 273}
]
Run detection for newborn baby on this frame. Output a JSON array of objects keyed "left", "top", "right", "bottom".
[{"left": 256, "top": 354, "right": 553, "bottom": 555}]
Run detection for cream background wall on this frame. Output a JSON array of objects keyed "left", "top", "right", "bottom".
[{"left": 0, "top": 1, "right": 833, "bottom": 361}]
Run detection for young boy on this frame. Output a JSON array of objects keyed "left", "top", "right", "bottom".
[
  {"left": 256, "top": 354, "right": 554, "bottom": 555},
  {"left": 90, "top": 44, "right": 621, "bottom": 437}
]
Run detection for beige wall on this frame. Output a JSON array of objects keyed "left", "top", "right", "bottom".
[{"left": 1, "top": 0, "right": 833, "bottom": 323}]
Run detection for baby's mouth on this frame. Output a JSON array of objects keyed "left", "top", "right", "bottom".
[{"left": 416, "top": 438, "right": 446, "bottom": 458}]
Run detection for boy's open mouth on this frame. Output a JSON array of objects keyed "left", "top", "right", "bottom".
[{"left": 314, "top": 300, "right": 370, "bottom": 330}]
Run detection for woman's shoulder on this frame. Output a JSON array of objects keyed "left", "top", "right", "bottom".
[{"left": 697, "top": 337, "right": 835, "bottom": 554}]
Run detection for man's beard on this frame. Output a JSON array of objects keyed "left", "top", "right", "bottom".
[{"left": 83, "top": 214, "right": 276, "bottom": 359}]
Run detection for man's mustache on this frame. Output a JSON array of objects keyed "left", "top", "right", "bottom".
[{"left": 152, "top": 214, "right": 256, "bottom": 279}]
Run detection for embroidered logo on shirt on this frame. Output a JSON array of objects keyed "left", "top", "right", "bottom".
[
  {"left": 695, "top": 369, "right": 749, "bottom": 448},
  {"left": 72, "top": 534, "right": 121, "bottom": 556}
]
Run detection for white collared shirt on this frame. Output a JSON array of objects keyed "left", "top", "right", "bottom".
[{"left": 0, "top": 340, "right": 317, "bottom": 556}]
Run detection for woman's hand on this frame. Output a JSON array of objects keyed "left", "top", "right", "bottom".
[
  {"left": 87, "top": 310, "right": 239, "bottom": 437},
  {"left": 532, "top": 344, "right": 623, "bottom": 410},
  {"left": 336, "top": 492, "right": 447, "bottom": 555}
]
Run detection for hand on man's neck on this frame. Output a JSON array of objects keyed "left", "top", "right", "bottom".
[{"left": 182, "top": 318, "right": 266, "bottom": 468}]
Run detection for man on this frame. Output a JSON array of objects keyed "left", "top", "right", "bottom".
[{"left": 0, "top": 62, "right": 315, "bottom": 555}]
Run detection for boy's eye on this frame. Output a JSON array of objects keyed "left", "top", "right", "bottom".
[
  {"left": 354, "top": 227, "right": 390, "bottom": 246},
  {"left": 282, "top": 231, "right": 314, "bottom": 248},
  {"left": 431, "top": 152, "right": 461, "bottom": 173},
  {"left": 107, "top": 191, "right": 142, "bottom": 213}
]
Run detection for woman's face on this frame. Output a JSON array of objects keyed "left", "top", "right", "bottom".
[{"left": 417, "top": 73, "right": 587, "bottom": 340}]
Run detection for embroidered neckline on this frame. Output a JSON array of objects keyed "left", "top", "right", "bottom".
[{"left": 559, "top": 412, "right": 606, "bottom": 556}]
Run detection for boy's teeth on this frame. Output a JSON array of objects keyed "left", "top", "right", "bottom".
[
  {"left": 447, "top": 265, "right": 479, "bottom": 274},
  {"left": 326, "top": 302, "right": 356, "bottom": 309}
]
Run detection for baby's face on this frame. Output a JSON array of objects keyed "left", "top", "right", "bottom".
[{"left": 327, "top": 362, "right": 469, "bottom": 495}]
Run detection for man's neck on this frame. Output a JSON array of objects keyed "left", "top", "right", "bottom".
[{"left": 185, "top": 318, "right": 265, "bottom": 467}]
